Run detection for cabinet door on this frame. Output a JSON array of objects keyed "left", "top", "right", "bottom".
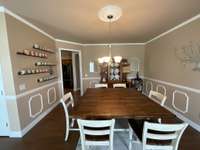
[{"left": 0, "top": 65, "right": 9, "bottom": 136}]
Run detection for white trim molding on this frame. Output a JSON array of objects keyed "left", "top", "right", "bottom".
[
  {"left": 156, "top": 84, "right": 167, "bottom": 96},
  {"left": 83, "top": 43, "right": 145, "bottom": 46},
  {"left": 55, "top": 39, "right": 83, "bottom": 46},
  {"left": 146, "top": 13, "right": 200, "bottom": 44},
  {"left": 47, "top": 87, "right": 57, "bottom": 105},
  {"left": 4, "top": 80, "right": 61, "bottom": 100},
  {"left": 1, "top": 6, "right": 200, "bottom": 46},
  {"left": 9, "top": 100, "right": 60, "bottom": 138},
  {"left": 144, "top": 77, "right": 200, "bottom": 94},
  {"left": 163, "top": 105, "right": 200, "bottom": 132},
  {"left": 172, "top": 90, "right": 189, "bottom": 114},
  {"left": 28, "top": 94, "right": 43, "bottom": 118},
  {"left": 82, "top": 77, "right": 101, "bottom": 80},
  {"left": 58, "top": 48, "right": 84, "bottom": 96},
  {"left": 145, "top": 81, "right": 153, "bottom": 94},
  {"left": 2, "top": 7, "right": 54, "bottom": 40}
]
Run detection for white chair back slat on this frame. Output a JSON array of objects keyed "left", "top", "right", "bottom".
[
  {"left": 83, "top": 129, "right": 110, "bottom": 136},
  {"left": 62, "top": 92, "right": 74, "bottom": 107},
  {"left": 77, "top": 119, "right": 115, "bottom": 150},
  {"left": 146, "top": 133, "right": 178, "bottom": 140},
  {"left": 60, "top": 92, "right": 75, "bottom": 142},
  {"left": 142, "top": 122, "right": 188, "bottom": 150},
  {"left": 113, "top": 83, "right": 126, "bottom": 88},
  {"left": 85, "top": 141, "right": 110, "bottom": 146},
  {"left": 89, "top": 80, "right": 99, "bottom": 88},
  {"left": 95, "top": 83, "right": 108, "bottom": 88},
  {"left": 149, "top": 90, "right": 167, "bottom": 106},
  {"left": 78, "top": 119, "right": 114, "bottom": 127},
  {"left": 145, "top": 145, "right": 173, "bottom": 150}
]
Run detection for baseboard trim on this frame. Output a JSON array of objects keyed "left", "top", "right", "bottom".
[
  {"left": 9, "top": 100, "right": 60, "bottom": 138},
  {"left": 163, "top": 105, "right": 200, "bottom": 132},
  {"left": 145, "top": 92, "right": 200, "bottom": 132}
]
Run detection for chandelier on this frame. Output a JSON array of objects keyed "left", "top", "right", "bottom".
[{"left": 98, "top": 5, "right": 122, "bottom": 64}]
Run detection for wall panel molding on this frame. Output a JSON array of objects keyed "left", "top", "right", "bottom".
[
  {"left": 145, "top": 81, "right": 153, "bottom": 94},
  {"left": 156, "top": 84, "right": 167, "bottom": 96},
  {"left": 4, "top": 80, "right": 61, "bottom": 100},
  {"left": 28, "top": 94, "right": 43, "bottom": 118},
  {"left": 144, "top": 77, "right": 200, "bottom": 94},
  {"left": 47, "top": 87, "right": 57, "bottom": 105},
  {"left": 172, "top": 90, "right": 189, "bottom": 114},
  {"left": 9, "top": 101, "right": 60, "bottom": 138}
]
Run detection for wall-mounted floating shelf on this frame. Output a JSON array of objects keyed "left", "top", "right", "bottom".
[
  {"left": 37, "top": 76, "right": 57, "bottom": 83},
  {"left": 33, "top": 44, "right": 55, "bottom": 53},
  {"left": 18, "top": 68, "right": 50, "bottom": 75},
  {"left": 35, "top": 62, "right": 56, "bottom": 66},
  {"left": 16, "top": 52, "right": 48, "bottom": 59}
]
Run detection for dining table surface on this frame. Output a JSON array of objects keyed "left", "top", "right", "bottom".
[{"left": 70, "top": 88, "right": 175, "bottom": 120}]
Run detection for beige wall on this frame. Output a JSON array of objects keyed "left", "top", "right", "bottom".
[
  {"left": 3, "top": 13, "right": 62, "bottom": 132},
  {"left": 144, "top": 18, "right": 200, "bottom": 126},
  {"left": 82, "top": 45, "right": 145, "bottom": 91}
]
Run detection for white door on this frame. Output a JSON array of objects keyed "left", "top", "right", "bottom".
[{"left": 0, "top": 65, "right": 9, "bottom": 136}]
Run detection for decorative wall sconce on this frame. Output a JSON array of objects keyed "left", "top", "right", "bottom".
[{"left": 175, "top": 42, "right": 200, "bottom": 71}]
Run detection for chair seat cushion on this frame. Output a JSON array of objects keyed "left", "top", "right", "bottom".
[{"left": 128, "top": 118, "right": 159, "bottom": 141}]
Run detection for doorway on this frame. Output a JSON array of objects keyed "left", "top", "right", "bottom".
[
  {"left": 59, "top": 49, "right": 83, "bottom": 96},
  {"left": 61, "top": 51, "right": 73, "bottom": 91}
]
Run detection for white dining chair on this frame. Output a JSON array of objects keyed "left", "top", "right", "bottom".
[
  {"left": 113, "top": 83, "right": 126, "bottom": 88},
  {"left": 77, "top": 119, "right": 115, "bottom": 150},
  {"left": 142, "top": 122, "right": 188, "bottom": 150},
  {"left": 129, "top": 122, "right": 188, "bottom": 150},
  {"left": 148, "top": 90, "right": 167, "bottom": 123},
  {"left": 60, "top": 92, "right": 75, "bottom": 141},
  {"left": 94, "top": 83, "right": 108, "bottom": 88},
  {"left": 89, "top": 80, "right": 99, "bottom": 88},
  {"left": 149, "top": 90, "right": 167, "bottom": 106}
]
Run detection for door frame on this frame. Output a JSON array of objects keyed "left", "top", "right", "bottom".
[
  {"left": 58, "top": 48, "right": 83, "bottom": 96},
  {"left": 0, "top": 64, "right": 10, "bottom": 136}
]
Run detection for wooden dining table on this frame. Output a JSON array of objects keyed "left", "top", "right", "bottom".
[{"left": 70, "top": 88, "right": 175, "bottom": 120}]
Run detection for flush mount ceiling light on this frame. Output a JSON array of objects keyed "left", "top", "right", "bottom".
[
  {"left": 98, "top": 5, "right": 122, "bottom": 23},
  {"left": 98, "top": 5, "right": 122, "bottom": 64}
]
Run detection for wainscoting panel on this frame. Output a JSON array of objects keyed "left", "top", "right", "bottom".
[
  {"left": 172, "top": 90, "right": 189, "bottom": 114},
  {"left": 47, "top": 87, "right": 57, "bottom": 105},
  {"left": 143, "top": 77, "right": 200, "bottom": 132},
  {"left": 145, "top": 81, "right": 153, "bottom": 95},
  {"left": 28, "top": 94, "right": 43, "bottom": 118},
  {"left": 156, "top": 84, "right": 167, "bottom": 96}
]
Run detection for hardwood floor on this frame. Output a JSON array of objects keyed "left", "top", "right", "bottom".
[{"left": 0, "top": 92, "right": 200, "bottom": 150}]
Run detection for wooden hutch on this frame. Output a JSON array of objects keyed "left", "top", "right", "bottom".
[{"left": 99, "top": 58, "right": 130, "bottom": 88}]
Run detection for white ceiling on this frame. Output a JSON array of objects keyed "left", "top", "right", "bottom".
[{"left": 0, "top": 0, "right": 200, "bottom": 43}]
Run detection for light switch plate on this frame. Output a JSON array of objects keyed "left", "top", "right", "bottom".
[{"left": 19, "top": 84, "right": 26, "bottom": 91}]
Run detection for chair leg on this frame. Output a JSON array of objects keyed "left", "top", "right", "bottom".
[
  {"left": 70, "top": 118, "right": 75, "bottom": 127},
  {"left": 65, "top": 122, "right": 69, "bottom": 141},
  {"left": 128, "top": 124, "right": 133, "bottom": 150},
  {"left": 65, "top": 129, "right": 69, "bottom": 141}
]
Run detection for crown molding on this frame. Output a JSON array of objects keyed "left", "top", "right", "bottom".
[
  {"left": 83, "top": 43, "right": 145, "bottom": 46},
  {"left": 146, "top": 13, "right": 200, "bottom": 44},
  {"left": 1, "top": 6, "right": 200, "bottom": 46},
  {"left": 0, "top": 6, "right": 55, "bottom": 40},
  {"left": 55, "top": 39, "right": 83, "bottom": 46}
]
